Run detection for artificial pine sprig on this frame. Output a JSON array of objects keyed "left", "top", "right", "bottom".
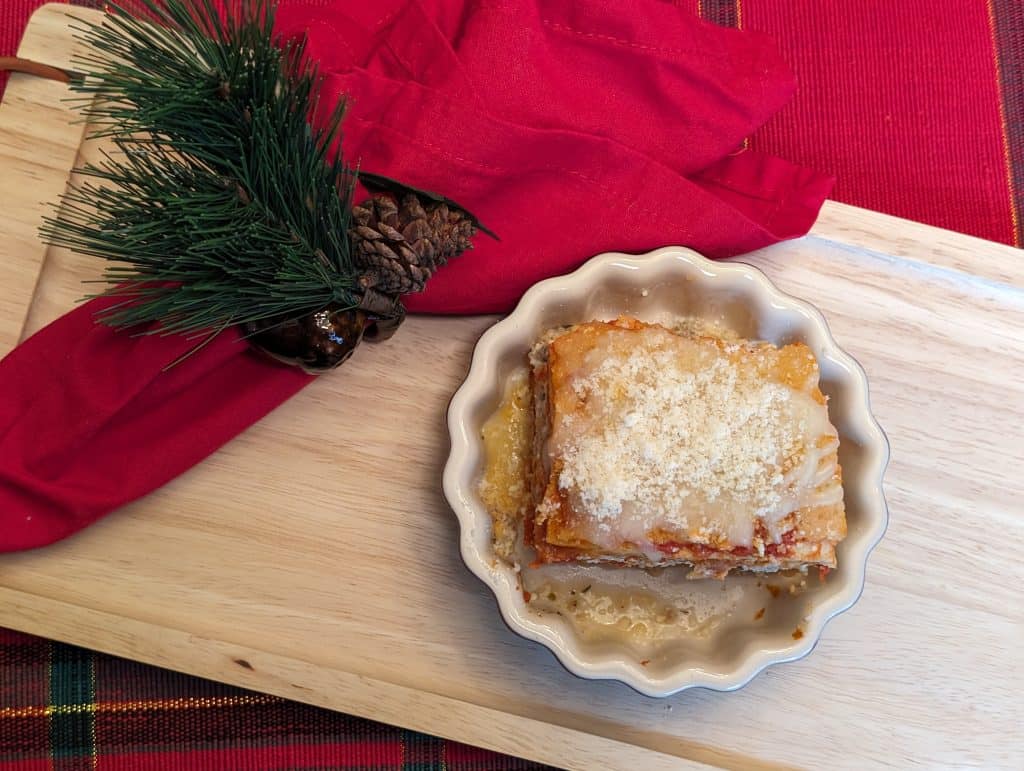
[{"left": 40, "top": 0, "right": 361, "bottom": 337}]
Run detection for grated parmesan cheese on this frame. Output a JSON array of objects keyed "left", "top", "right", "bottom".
[{"left": 552, "top": 327, "right": 825, "bottom": 548}]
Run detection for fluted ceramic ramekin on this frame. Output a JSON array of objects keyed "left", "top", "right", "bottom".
[{"left": 444, "top": 247, "right": 889, "bottom": 696}]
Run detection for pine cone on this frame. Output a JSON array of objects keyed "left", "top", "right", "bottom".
[{"left": 350, "top": 193, "right": 476, "bottom": 294}]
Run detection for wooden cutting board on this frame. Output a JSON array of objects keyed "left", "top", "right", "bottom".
[{"left": 1, "top": 6, "right": 1022, "bottom": 770}]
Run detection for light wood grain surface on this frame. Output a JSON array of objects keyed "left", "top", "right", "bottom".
[{"left": 1, "top": 6, "right": 1022, "bottom": 770}]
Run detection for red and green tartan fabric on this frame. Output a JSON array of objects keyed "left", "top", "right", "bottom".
[
  {"left": 1, "top": 0, "right": 1021, "bottom": 769},
  {"left": 0, "top": 628, "right": 547, "bottom": 770}
]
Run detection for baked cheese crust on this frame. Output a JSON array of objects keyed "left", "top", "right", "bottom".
[{"left": 526, "top": 317, "right": 846, "bottom": 578}]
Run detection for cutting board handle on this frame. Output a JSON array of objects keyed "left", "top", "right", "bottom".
[{"left": 0, "top": 56, "right": 79, "bottom": 84}]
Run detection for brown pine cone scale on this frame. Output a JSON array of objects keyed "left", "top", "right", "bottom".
[{"left": 350, "top": 192, "right": 477, "bottom": 295}]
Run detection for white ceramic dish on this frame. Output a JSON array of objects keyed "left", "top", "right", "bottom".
[{"left": 443, "top": 247, "right": 889, "bottom": 696}]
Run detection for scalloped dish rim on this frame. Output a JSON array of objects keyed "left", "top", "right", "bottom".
[{"left": 443, "top": 246, "right": 890, "bottom": 697}]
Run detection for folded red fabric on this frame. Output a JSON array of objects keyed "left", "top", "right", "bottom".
[
  {"left": 0, "top": 0, "right": 832, "bottom": 552},
  {"left": 295, "top": 0, "right": 796, "bottom": 172},
  {"left": 0, "top": 295, "right": 312, "bottom": 551},
  {"left": 279, "top": 0, "right": 833, "bottom": 312},
  {"left": 332, "top": 65, "right": 832, "bottom": 313}
]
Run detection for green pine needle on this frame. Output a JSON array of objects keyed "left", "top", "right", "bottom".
[{"left": 40, "top": 0, "right": 361, "bottom": 336}]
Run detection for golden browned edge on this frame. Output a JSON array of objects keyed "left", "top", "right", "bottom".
[{"left": 525, "top": 317, "right": 846, "bottom": 575}]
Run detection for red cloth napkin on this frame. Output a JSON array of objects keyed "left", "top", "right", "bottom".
[
  {"left": 278, "top": 0, "right": 833, "bottom": 312},
  {"left": 0, "top": 0, "right": 832, "bottom": 551},
  {"left": 0, "top": 295, "right": 312, "bottom": 551}
]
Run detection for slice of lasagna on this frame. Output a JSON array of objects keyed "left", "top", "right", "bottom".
[{"left": 527, "top": 317, "right": 846, "bottom": 578}]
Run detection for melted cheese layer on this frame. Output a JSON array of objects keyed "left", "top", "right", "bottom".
[{"left": 542, "top": 319, "right": 843, "bottom": 556}]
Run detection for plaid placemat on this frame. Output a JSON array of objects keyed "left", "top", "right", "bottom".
[
  {"left": 0, "top": 628, "right": 551, "bottom": 770},
  {"left": 2, "top": 1, "right": 1021, "bottom": 769}
]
